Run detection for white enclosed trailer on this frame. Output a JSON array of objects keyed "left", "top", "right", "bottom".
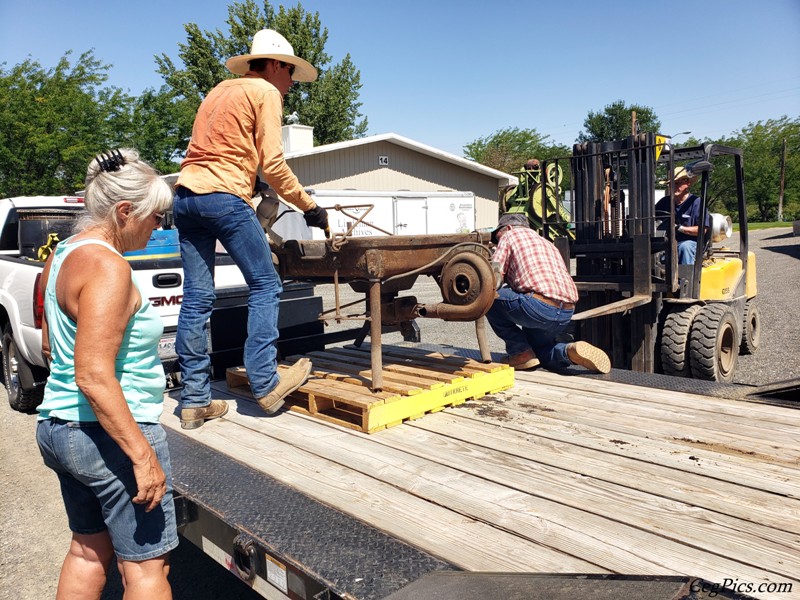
[{"left": 304, "top": 190, "right": 475, "bottom": 239}]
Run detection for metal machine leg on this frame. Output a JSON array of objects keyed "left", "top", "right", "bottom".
[
  {"left": 368, "top": 279, "right": 383, "bottom": 391},
  {"left": 476, "top": 316, "right": 492, "bottom": 363}
]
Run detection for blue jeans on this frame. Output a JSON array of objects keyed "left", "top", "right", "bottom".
[
  {"left": 36, "top": 418, "right": 178, "bottom": 561},
  {"left": 486, "top": 287, "right": 573, "bottom": 370},
  {"left": 174, "top": 188, "right": 282, "bottom": 406},
  {"left": 678, "top": 239, "right": 697, "bottom": 264}
]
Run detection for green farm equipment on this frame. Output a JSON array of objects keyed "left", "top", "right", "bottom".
[{"left": 499, "top": 159, "right": 574, "bottom": 240}]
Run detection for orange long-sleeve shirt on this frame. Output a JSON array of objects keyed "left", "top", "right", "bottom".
[{"left": 176, "top": 73, "right": 315, "bottom": 212}]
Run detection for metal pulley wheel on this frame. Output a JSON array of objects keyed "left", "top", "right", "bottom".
[
  {"left": 545, "top": 163, "right": 563, "bottom": 187},
  {"left": 439, "top": 251, "right": 493, "bottom": 306}
]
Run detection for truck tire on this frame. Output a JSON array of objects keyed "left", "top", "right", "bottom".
[
  {"left": 659, "top": 304, "right": 703, "bottom": 377},
  {"left": 3, "top": 325, "right": 45, "bottom": 412},
  {"left": 689, "top": 304, "right": 739, "bottom": 383},
  {"left": 740, "top": 299, "right": 761, "bottom": 355}
]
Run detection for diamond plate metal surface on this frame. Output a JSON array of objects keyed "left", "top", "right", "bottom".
[{"left": 167, "top": 430, "right": 457, "bottom": 600}]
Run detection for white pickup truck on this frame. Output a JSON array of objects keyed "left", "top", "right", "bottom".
[{"left": 0, "top": 195, "right": 247, "bottom": 411}]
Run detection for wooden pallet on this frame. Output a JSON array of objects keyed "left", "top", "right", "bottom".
[{"left": 225, "top": 344, "right": 515, "bottom": 433}]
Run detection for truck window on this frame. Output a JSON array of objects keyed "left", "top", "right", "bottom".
[{"left": 0, "top": 210, "right": 19, "bottom": 251}]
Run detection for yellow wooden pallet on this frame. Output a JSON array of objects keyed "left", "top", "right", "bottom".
[{"left": 225, "top": 344, "right": 515, "bottom": 433}]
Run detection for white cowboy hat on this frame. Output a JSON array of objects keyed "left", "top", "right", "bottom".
[
  {"left": 659, "top": 165, "right": 699, "bottom": 186},
  {"left": 225, "top": 29, "right": 317, "bottom": 82}
]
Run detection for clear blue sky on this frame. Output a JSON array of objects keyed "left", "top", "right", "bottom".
[{"left": 1, "top": 0, "right": 799, "bottom": 156}]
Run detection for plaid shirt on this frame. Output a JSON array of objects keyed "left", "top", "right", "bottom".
[{"left": 492, "top": 227, "right": 578, "bottom": 304}]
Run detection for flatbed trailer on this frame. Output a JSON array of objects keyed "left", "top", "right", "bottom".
[{"left": 162, "top": 344, "right": 799, "bottom": 600}]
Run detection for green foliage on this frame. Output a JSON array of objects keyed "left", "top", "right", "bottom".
[
  {"left": 302, "top": 54, "right": 367, "bottom": 142},
  {"left": 155, "top": 0, "right": 367, "bottom": 149},
  {"left": 463, "top": 127, "right": 569, "bottom": 175},
  {"left": 0, "top": 51, "right": 133, "bottom": 196},
  {"left": 577, "top": 100, "right": 662, "bottom": 143},
  {"left": 125, "top": 87, "right": 197, "bottom": 174},
  {"left": 705, "top": 117, "right": 800, "bottom": 223},
  {"left": 740, "top": 117, "right": 799, "bottom": 222}
]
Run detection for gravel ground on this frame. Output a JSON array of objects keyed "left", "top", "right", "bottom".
[{"left": 1, "top": 226, "right": 797, "bottom": 600}]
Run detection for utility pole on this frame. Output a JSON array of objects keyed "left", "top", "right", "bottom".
[{"left": 778, "top": 138, "right": 786, "bottom": 222}]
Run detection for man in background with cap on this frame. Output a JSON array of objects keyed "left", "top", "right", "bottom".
[
  {"left": 487, "top": 213, "right": 611, "bottom": 374},
  {"left": 173, "top": 29, "right": 328, "bottom": 429},
  {"left": 655, "top": 166, "right": 709, "bottom": 264}
]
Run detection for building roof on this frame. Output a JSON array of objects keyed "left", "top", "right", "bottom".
[{"left": 286, "top": 132, "right": 518, "bottom": 187}]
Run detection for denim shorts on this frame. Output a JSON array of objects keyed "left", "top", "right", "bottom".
[{"left": 36, "top": 418, "right": 179, "bottom": 561}]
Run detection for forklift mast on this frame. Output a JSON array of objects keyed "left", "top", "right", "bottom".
[{"left": 542, "top": 133, "right": 749, "bottom": 373}]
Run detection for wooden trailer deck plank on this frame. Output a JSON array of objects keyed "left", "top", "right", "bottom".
[
  {"left": 371, "top": 415, "right": 800, "bottom": 563},
  {"left": 516, "top": 370, "right": 800, "bottom": 425},
  {"left": 513, "top": 373, "right": 800, "bottom": 443},
  {"left": 163, "top": 382, "right": 799, "bottom": 597},
  {"left": 406, "top": 412, "right": 800, "bottom": 535},
  {"left": 272, "top": 413, "right": 800, "bottom": 583},
  {"left": 162, "top": 345, "right": 800, "bottom": 600},
  {"left": 162, "top": 393, "right": 604, "bottom": 574},
  {"left": 502, "top": 389, "right": 800, "bottom": 465},
  {"left": 444, "top": 399, "right": 796, "bottom": 497}
]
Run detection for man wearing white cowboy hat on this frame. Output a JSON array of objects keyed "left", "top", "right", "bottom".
[
  {"left": 655, "top": 165, "right": 710, "bottom": 264},
  {"left": 174, "top": 29, "right": 328, "bottom": 429}
]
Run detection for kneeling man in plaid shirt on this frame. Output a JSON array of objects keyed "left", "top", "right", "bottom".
[{"left": 487, "top": 213, "right": 611, "bottom": 373}]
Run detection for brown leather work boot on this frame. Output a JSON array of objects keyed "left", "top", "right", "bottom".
[
  {"left": 257, "top": 357, "right": 312, "bottom": 415},
  {"left": 567, "top": 341, "right": 611, "bottom": 374},
  {"left": 508, "top": 349, "right": 540, "bottom": 371},
  {"left": 180, "top": 399, "right": 229, "bottom": 430}
]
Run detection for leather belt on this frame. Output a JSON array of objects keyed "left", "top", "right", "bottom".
[{"left": 528, "top": 291, "right": 575, "bottom": 310}]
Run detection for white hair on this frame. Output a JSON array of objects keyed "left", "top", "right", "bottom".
[{"left": 77, "top": 148, "right": 173, "bottom": 231}]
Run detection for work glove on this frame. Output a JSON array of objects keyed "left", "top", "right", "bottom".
[{"left": 303, "top": 205, "right": 329, "bottom": 232}]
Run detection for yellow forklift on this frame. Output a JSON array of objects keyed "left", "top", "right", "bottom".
[{"left": 540, "top": 133, "right": 758, "bottom": 383}]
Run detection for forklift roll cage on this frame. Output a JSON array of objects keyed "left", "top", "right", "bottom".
[{"left": 536, "top": 133, "right": 749, "bottom": 374}]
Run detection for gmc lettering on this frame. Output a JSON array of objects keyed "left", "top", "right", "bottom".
[{"left": 150, "top": 295, "right": 183, "bottom": 307}]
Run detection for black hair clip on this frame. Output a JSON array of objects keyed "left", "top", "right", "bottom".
[{"left": 95, "top": 149, "right": 125, "bottom": 172}]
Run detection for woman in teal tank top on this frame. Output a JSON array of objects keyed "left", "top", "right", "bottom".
[{"left": 35, "top": 149, "right": 178, "bottom": 599}]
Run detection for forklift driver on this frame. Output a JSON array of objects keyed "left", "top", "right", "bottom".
[{"left": 655, "top": 166, "right": 710, "bottom": 264}]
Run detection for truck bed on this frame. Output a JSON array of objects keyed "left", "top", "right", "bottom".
[{"left": 161, "top": 345, "right": 800, "bottom": 600}]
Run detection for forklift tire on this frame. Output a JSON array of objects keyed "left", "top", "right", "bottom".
[
  {"left": 659, "top": 304, "right": 703, "bottom": 377},
  {"left": 2, "top": 325, "right": 45, "bottom": 412},
  {"left": 688, "top": 304, "right": 739, "bottom": 383},
  {"left": 740, "top": 299, "right": 761, "bottom": 355}
]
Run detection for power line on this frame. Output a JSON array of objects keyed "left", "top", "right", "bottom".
[{"left": 526, "top": 83, "right": 800, "bottom": 146}]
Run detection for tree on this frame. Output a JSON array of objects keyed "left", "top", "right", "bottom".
[
  {"left": 0, "top": 51, "right": 132, "bottom": 196},
  {"left": 711, "top": 117, "right": 800, "bottom": 222},
  {"left": 125, "top": 87, "right": 196, "bottom": 174},
  {"left": 463, "top": 127, "right": 569, "bottom": 175},
  {"left": 155, "top": 0, "right": 367, "bottom": 152},
  {"left": 577, "top": 100, "right": 662, "bottom": 143}
]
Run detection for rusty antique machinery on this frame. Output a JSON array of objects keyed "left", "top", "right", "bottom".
[{"left": 269, "top": 205, "right": 498, "bottom": 391}]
